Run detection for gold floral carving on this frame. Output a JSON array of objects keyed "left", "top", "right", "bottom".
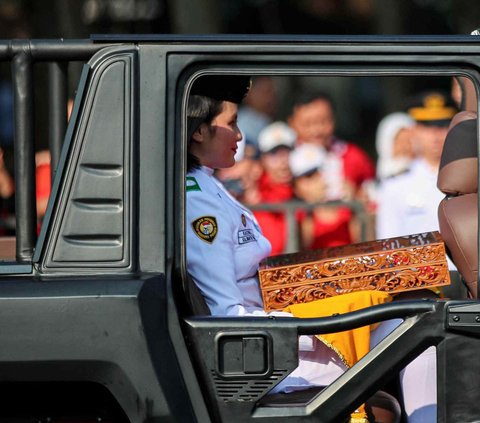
[{"left": 258, "top": 233, "right": 451, "bottom": 311}]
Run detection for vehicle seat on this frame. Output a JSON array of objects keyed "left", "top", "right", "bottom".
[
  {"left": 437, "top": 111, "right": 478, "bottom": 297},
  {"left": 184, "top": 272, "right": 211, "bottom": 316}
]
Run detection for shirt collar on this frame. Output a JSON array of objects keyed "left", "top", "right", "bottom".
[{"left": 200, "top": 166, "right": 214, "bottom": 176}]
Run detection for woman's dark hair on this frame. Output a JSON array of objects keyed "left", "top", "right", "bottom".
[{"left": 187, "top": 94, "right": 224, "bottom": 171}]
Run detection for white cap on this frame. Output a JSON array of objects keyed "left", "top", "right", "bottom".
[
  {"left": 258, "top": 121, "right": 296, "bottom": 153},
  {"left": 289, "top": 144, "right": 326, "bottom": 178}
]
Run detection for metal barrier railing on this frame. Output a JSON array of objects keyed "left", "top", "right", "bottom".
[
  {"left": 0, "top": 39, "right": 110, "bottom": 261},
  {"left": 250, "top": 199, "right": 369, "bottom": 253}
]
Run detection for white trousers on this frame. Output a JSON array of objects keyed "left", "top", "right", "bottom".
[
  {"left": 273, "top": 319, "right": 437, "bottom": 423},
  {"left": 370, "top": 319, "right": 437, "bottom": 423}
]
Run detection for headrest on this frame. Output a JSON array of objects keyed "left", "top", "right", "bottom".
[
  {"left": 438, "top": 113, "right": 478, "bottom": 195},
  {"left": 454, "top": 76, "right": 477, "bottom": 112},
  {"left": 448, "top": 110, "right": 477, "bottom": 130}
]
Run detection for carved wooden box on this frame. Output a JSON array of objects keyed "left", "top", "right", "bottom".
[{"left": 258, "top": 231, "right": 451, "bottom": 311}]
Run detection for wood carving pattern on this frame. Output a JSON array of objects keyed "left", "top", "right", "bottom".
[{"left": 259, "top": 235, "right": 451, "bottom": 311}]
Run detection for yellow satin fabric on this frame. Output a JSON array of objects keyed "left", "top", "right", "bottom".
[{"left": 284, "top": 290, "right": 392, "bottom": 368}]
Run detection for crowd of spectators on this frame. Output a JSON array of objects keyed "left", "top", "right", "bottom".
[
  {"left": 216, "top": 76, "right": 460, "bottom": 256},
  {"left": 0, "top": 96, "right": 75, "bottom": 237},
  {"left": 0, "top": 74, "right": 461, "bottom": 258}
]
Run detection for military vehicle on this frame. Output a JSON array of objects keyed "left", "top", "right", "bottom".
[{"left": 0, "top": 35, "right": 479, "bottom": 423}]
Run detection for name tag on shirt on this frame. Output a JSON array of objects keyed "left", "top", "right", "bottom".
[{"left": 238, "top": 229, "right": 257, "bottom": 245}]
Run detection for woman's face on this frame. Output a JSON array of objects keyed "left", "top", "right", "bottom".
[{"left": 193, "top": 101, "right": 243, "bottom": 169}]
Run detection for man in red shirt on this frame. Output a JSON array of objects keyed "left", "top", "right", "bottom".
[
  {"left": 288, "top": 93, "right": 376, "bottom": 243},
  {"left": 288, "top": 92, "right": 375, "bottom": 199}
]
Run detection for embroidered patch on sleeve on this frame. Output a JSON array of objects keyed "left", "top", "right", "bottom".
[
  {"left": 186, "top": 176, "right": 202, "bottom": 192},
  {"left": 192, "top": 216, "right": 218, "bottom": 243}
]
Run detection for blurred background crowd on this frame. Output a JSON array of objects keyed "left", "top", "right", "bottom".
[
  {"left": 216, "top": 76, "right": 461, "bottom": 256},
  {"left": 0, "top": 0, "right": 477, "bottom": 254}
]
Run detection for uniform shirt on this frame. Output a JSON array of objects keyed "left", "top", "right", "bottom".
[
  {"left": 376, "top": 158, "right": 444, "bottom": 239},
  {"left": 186, "top": 166, "right": 273, "bottom": 316}
]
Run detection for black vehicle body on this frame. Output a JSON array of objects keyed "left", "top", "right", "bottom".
[{"left": 0, "top": 35, "right": 479, "bottom": 422}]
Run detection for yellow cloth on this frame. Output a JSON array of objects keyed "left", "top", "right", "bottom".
[{"left": 284, "top": 290, "right": 392, "bottom": 368}]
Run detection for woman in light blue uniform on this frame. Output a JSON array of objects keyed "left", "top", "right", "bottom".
[
  {"left": 185, "top": 76, "right": 435, "bottom": 421},
  {"left": 185, "top": 75, "right": 348, "bottom": 392}
]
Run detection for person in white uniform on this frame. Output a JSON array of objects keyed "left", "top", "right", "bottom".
[
  {"left": 377, "top": 158, "right": 445, "bottom": 239},
  {"left": 185, "top": 75, "right": 436, "bottom": 422},
  {"left": 376, "top": 92, "right": 456, "bottom": 240},
  {"left": 375, "top": 91, "right": 457, "bottom": 422}
]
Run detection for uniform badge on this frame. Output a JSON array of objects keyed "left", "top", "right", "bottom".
[
  {"left": 192, "top": 216, "right": 218, "bottom": 243},
  {"left": 186, "top": 176, "right": 201, "bottom": 192},
  {"left": 241, "top": 214, "right": 246, "bottom": 227}
]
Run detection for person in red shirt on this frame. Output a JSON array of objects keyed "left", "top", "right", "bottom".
[
  {"left": 35, "top": 150, "right": 51, "bottom": 222},
  {"left": 289, "top": 143, "right": 353, "bottom": 249},
  {"left": 0, "top": 147, "right": 15, "bottom": 236},
  {"left": 253, "top": 121, "right": 296, "bottom": 254}
]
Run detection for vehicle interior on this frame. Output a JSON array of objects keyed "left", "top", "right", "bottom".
[{"left": 179, "top": 71, "right": 479, "bottom": 423}]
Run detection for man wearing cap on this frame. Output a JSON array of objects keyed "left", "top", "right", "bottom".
[
  {"left": 252, "top": 121, "right": 296, "bottom": 254},
  {"left": 376, "top": 91, "right": 457, "bottom": 240},
  {"left": 374, "top": 91, "right": 457, "bottom": 422}
]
